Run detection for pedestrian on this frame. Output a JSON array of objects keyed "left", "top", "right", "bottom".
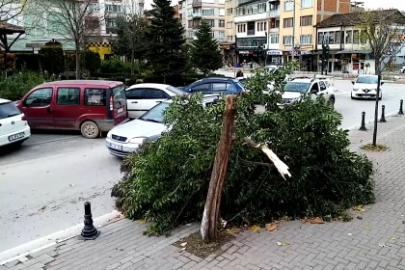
[{"left": 236, "top": 69, "right": 244, "bottom": 78}]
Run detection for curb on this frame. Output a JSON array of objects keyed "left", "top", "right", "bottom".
[
  {"left": 345, "top": 112, "right": 399, "bottom": 131},
  {"left": 0, "top": 210, "right": 124, "bottom": 265}
]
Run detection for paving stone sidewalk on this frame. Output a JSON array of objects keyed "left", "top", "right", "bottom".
[{"left": 2, "top": 116, "right": 405, "bottom": 270}]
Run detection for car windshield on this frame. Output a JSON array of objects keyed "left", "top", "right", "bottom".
[
  {"left": 284, "top": 82, "right": 310, "bottom": 93},
  {"left": 140, "top": 102, "right": 170, "bottom": 123},
  {"left": 357, "top": 76, "right": 378, "bottom": 84},
  {"left": 0, "top": 102, "right": 21, "bottom": 119},
  {"left": 166, "top": 86, "right": 184, "bottom": 96}
]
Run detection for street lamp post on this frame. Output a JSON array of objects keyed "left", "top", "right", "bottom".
[
  {"left": 321, "top": 34, "right": 330, "bottom": 75},
  {"left": 292, "top": 0, "right": 295, "bottom": 62}
]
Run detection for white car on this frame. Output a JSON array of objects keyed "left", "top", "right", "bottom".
[
  {"left": 0, "top": 98, "right": 31, "bottom": 147},
  {"left": 279, "top": 77, "right": 336, "bottom": 107},
  {"left": 125, "top": 83, "right": 184, "bottom": 119},
  {"left": 351, "top": 75, "right": 383, "bottom": 100},
  {"left": 106, "top": 95, "right": 221, "bottom": 158}
]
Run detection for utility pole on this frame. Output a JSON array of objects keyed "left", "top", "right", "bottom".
[{"left": 321, "top": 33, "right": 329, "bottom": 75}]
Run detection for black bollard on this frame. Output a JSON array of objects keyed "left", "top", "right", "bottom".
[
  {"left": 78, "top": 202, "right": 100, "bottom": 240},
  {"left": 359, "top": 111, "right": 367, "bottom": 131},
  {"left": 379, "top": 105, "right": 387, "bottom": 122},
  {"left": 399, "top": 99, "right": 404, "bottom": 115}
]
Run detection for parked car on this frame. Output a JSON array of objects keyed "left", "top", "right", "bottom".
[
  {"left": 0, "top": 98, "right": 31, "bottom": 147},
  {"left": 181, "top": 77, "right": 246, "bottom": 95},
  {"left": 279, "top": 77, "right": 336, "bottom": 107},
  {"left": 106, "top": 95, "right": 221, "bottom": 158},
  {"left": 351, "top": 75, "right": 383, "bottom": 100},
  {"left": 16, "top": 80, "right": 128, "bottom": 139},
  {"left": 125, "top": 83, "right": 184, "bottom": 119}
]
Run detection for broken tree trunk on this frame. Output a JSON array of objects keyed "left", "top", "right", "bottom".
[{"left": 200, "top": 95, "right": 238, "bottom": 242}]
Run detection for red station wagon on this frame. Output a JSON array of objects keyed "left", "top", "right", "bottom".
[{"left": 16, "top": 80, "right": 128, "bottom": 138}]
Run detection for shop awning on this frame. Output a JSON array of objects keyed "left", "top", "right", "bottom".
[{"left": 335, "top": 49, "right": 371, "bottom": 54}]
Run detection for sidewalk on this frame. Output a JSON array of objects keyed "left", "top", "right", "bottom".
[{"left": 2, "top": 116, "right": 405, "bottom": 270}]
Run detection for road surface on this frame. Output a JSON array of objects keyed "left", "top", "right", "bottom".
[
  {"left": 0, "top": 132, "right": 122, "bottom": 252},
  {"left": 0, "top": 78, "right": 404, "bottom": 252}
]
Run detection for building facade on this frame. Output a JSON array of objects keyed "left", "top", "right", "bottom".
[{"left": 179, "top": 0, "right": 226, "bottom": 43}]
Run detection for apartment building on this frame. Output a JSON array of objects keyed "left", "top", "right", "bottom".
[
  {"left": 223, "top": 0, "right": 236, "bottom": 65},
  {"left": 179, "top": 0, "right": 226, "bottom": 44},
  {"left": 279, "top": 0, "right": 351, "bottom": 70}
]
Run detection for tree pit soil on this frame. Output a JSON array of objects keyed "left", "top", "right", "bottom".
[{"left": 172, "top": 231, "right": 235, "bottom": 259}]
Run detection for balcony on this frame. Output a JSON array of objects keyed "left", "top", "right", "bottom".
[
  {"left": 269, "top": 28, "right": 279, "bottom": 33},
  {"left": 269, "top": 9, "right": 280, "bottom": 17},
  {"left": 247, "top": 29, "right": 255, "bottom": 36},
  {"left": 192, "top": 13, "right": 202, "bottom": 18},
  {"left": 192, "top": 1, "right": 202, "bottom": 7}
]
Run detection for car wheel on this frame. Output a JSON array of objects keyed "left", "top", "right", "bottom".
[
  {"left": 81, "top": 121, "right": 100, "bottom": 139},
  {"left": 327, "top": 97, "right": 335, "bottom": 108},
  {"left": 378, "top": 95, "right": 382, "bottom": 101},
  {"left": 351, "top": 93, "right": 355, "bottom": 100}
]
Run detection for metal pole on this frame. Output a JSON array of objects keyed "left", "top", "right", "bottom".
[
  {"left": 359, "top": 111, "right": 367, "bottom": 131},
  {"left": 292, "top": 0, "right": 295, "bottom": 62}
]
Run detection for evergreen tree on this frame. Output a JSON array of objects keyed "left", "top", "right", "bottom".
[
  {"left": 145, "top": 0, "right": 186, "bottom": 82},
  {"left": 191, "top": 20, "right": 223, "bottom": 76}
]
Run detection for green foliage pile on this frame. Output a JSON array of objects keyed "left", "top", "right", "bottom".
[
  {"left": 191, "top": 20, "right": 223, "bottom": 76},
  {"left": 15, "top": 53, "right": 43, "bottom": 71},
  {"left": 0, "top": 72, "right": 45, "bottom": 101},
  {"left": 39, "top": 46, "right": 65, "bottom": 74},
  {"left": 112, "top": 65, "right": 375, "bottom": 235}
]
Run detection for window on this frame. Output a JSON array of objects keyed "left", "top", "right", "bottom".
[
  {"left": 126, "top": 89, "right": 144, "bottom": 99},
  {"left": 236, "top": 37, "right": 266, "bottom": 47},
  {"left": 226, "top": 8, "right": 233, "bottom": 15},
  {"left": 212, "top": 83, "right": 227, "bottom": 92},
  {"left": 227, "top": 35, "right": 233, "bottom": 41},
  {"left": 283, "top": 18, "right": 293, "bottom": 28},
  {"left": 237, "top": 24, "right": 246, "bottom": 33},
  {"left": 188, "top": 20, "right": 193, "bottom": 28},
  {"left": 202, "top": 8, "right": 214, "bottom": 16},
  {"left": 191, "top": 83, "right": 210, "bottom": 93},
  {"left": 0, "top": 102, "right": 21, "bottom": 119},
  {"left": 106, "top": 18, "right": 116, "bottom": 29},
  {"left": 219, "top": 8, "right": 225, "bottom": 16},
  {"left": 205, "top": 19, "right": 215, "bottom": 27},
  {"left": 57, "top": 88, "right": 80, "bottom": 105},
  {"left": 283, "top": 35, "right": 293, "bottom": 45},
  {"left": 284, "top": 1, "right": 293, "bottom": 11},
  {"left": 301, "top": 0, "right": 313, "bottom": 8},
  {"left": 105, "top": 4, "right": 121, "bottom": 13},
  {"left": 187, "top": 30, "right": 194, "bottom": 38},
  {"left": 218, "top": 31, "right": 225, "bottom": 39},
  {"left": 166, "top": 86, "right": 184, "bottom": 96},
  {"left": 300, "top": 15, "right": 312, "bottom": 26},
  {"left": 275, "top": 19, "right": 280, "bottom": 28},
  {"left": 235, "top": 2, "right": 266, "bottom": 16},
  {"left": 143, "top": 89, "right": 170, "bottom": 99},
  {"left": 353, "top": 30, "right": 359, "bottom": 44},
  {"left": 139, "top": 102, "right": 170, "bottom": 123},
  {"left": 219, "top": 20, "right": 225, "bottom": 27},
  {"left": 317, "top": 32, "right": 324, "bottom": 44},
  {"left": 188, "top": 9, "right": 193, "bottom": 16},
  {"left": 84, "top": 89, "right": 106, "bottom": 106},
  {"left": 25, "top": 88, "right": 53, "bottom": 107},
  {"left": 227, "top": 21, "right": 233, "bottom": 28},
  {"left": 113, "top": 86, "right": 126, "bottom": 107},
  {"left": 360, "top": 31, "right": 367, "bottom": 44},
  {"left": 257, "top": 21, "right": 266, "bottom": 31},
  {"left": 300, "top": 35, "right": 312, "bottom": 45},
  {"left": 269, "top": 34, "right": 279, "bottom": 44},
  {"left": 319, "top": 81, "right": 327, "bottom": 91},
  {"left": 345, "top": 30, "right": 352, "bottom": 44}
]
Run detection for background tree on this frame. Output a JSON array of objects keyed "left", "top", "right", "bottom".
[
  {"left": 144, "top": 0, "right": 186, "bottom": 82},
  {"left": 191, "top": 20, "right": 223, "bottom": 76},
  {"left": 115, "top": 14, "right": 148, "bottom": 75},
  {"left": 84, "top": 51, "right": 101, "bottom": 76},
  {"left": 39, "top": 40, "right": 65, "bottom": 75},
  {"left": 0, "top": 0, "right": 28, "bottom": 22},
  {"left": 45, "top": 0, "right": 100, "bottom": 79},
  {"left": 358, "top": 9, "right": 405, "bottom": 146}
]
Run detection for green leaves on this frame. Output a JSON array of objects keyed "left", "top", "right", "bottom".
[{"left": 113, "top": 68, "right": 374, "bottom": 235}]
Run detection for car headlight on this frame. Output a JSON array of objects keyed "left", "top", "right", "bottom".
[
  {"left": 353, "top": 88, "right": 359, "bottom": 91},
  {"left": 129, "top": 137, "right": 147, "bottom": 144}
]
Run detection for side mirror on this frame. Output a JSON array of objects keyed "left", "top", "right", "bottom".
[
  {"left": 381, "top": 82, "right": 385, "bottom": 85},
  {"left": 351, "top": 81, "right": 355, "bottom": 85}
]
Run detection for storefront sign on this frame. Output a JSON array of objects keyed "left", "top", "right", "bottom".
[
  {"left": 239, "top": 51, "right": 250, "bottom": 54},
  {"left": 221, "top": 44, "right": 230, "bottom": 50},
  {"left": 266, "top": 50, "right": 282, "bottom": 55}
]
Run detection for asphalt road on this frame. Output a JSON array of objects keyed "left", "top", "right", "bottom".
[
  {"left": 0, "top": 78, "right": 404, "bottom": 253},
  {"left": 0, "top": 132, "right": 122, "bottom": 252}
]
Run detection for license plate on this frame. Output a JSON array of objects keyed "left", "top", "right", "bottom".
[
  {"left": 117, "top": 108, "right": 124, "bottom": 113},
  {"left": 8, "top": 132, "right": 25, "bottom": 142},
  {"left": 109, "top": 142, "right": 123, "bottom": 151}
]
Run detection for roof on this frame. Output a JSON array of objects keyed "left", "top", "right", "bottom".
[
  {"left": 199, "top": 77, "right": 239, "bottom": 82},
  {"left": 0, "top": 98, "right": 11, "bottom": 104},
  {"left": 37, "top": 80, "right": 123, "bottom": 88},
  {"left": 316, "top": 9, "right": 405, "bottom": 28},
  {"left": 126, "top": 83, "right": 172, "bottom": 90},
  {"left": 0, "top": 21, "right": 25, "bottom": 34}
]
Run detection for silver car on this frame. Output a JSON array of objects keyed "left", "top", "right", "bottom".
[{"left": 105, "top": 94, "right": 221, "bottom": 158}]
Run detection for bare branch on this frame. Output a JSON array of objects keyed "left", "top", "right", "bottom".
[{"left": 0, "top": 0, "right": 29, "bottom": 23}]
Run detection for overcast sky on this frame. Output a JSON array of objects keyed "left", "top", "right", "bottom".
[{"left": 143, "top": 0, "right": 403, "bottom": 11}]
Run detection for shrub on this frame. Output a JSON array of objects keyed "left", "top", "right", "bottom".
[
  {"left": 15, "top": 53, "right": 43, "bottom": 71},
  {"left": 39, "top": 46, "right": 64, "bottom": 74},
  {"left": 84, "top": 51, "right": 101, "bottom": 75},
  {"left": 0, "top": 72, "right": 45, "bottom": 101},
  {"left": 112, "top": 64, "right": 375, "bottom": 235},
  {"left": 100, "top": 58, "right": 132, "bottom": 74}
]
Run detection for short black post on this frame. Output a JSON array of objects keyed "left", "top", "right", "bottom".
[
  {"left": 399, "top": 99, "right": 404, "bottom": 115},
  {"left": 359, "top": 111, "right": 367, "bottom": 131},
  {"left": 78, "top": 202, "right": 100, "bottom": 240},
  {"left": 379, "top": 105, "right": 387, "bottom": 122}
]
